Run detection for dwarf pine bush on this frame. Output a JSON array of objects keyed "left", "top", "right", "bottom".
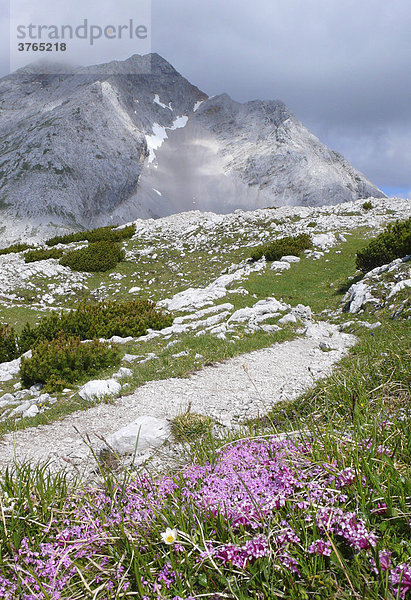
[
  {"left": 20, "top": 336, "right": 120, "bottom": 390},
  {"left": 59, "top": 240, "right": 125, "bottom": 272},
  {"left": 250, "top": 233, "right": 312, "bottom": 262},
  {"left": 356, "top": 217, "right": 411, "bottom": 273},
  {"left": 0, "top": 242, "right": 32, "bottom": 256},
  {"left": 46, "top": 224, "right": 136, "bottom": 246},
  {"left": 18, "top": 299, "right": 173, "bottom": 353},
  {"left": 24, "top": 248, "right": 64, "bottom": 263},
  {"left": 0, "top": 324, "right": 19, "bottom": 362}
]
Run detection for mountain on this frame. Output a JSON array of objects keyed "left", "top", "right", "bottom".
[{"left": 0, "top": 53, "right": 385, "bottom": 230}]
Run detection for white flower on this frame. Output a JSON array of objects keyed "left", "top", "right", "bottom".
[{"left": 161, "top": 527, "right": 178, "bottom": 545}]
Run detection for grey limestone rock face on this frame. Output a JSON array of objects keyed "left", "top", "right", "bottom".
[{"left": 0, "top": 53, "right": 385, "bottom": 230}]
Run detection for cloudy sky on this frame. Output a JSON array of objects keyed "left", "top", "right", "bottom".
[{"left": 1, "top": 0, "right": 410, "bottom": 197}]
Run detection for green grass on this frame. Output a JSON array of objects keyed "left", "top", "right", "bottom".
[
  {"left": 242, "top": 232, "right": 368, "bottom": 313},
  {"left": 251, "top": 317, "right": 410, "bottom": 454},
  {"left": 171, "top": 412, "right": 213, "bottom": 442},
  {"left": 0, "top": 313, "right": 408, "bottom": 599}
]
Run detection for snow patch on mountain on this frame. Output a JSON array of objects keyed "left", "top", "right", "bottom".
[{"left": 153, "top": 94, "right": 173, "bottom": 111}]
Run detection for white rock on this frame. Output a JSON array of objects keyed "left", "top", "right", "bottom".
[
  {"left": 281, "top": 255, "right": 301, "bottom": 263},
  {"left": 229, "top": 298, "right": 288, "bottom": 324},
  {"left": 113, "top": 367, "right": 133, "bottom": 380},
  {"left": 278, "top": 313, "right": 297, "bottom": 325},
  {"left": 160, "top": 259, "right": 266, "bottom": 311},
  {"left": 0, "top": 393, "right": 14, "bottom": 404},
  {"left": 312, "top": 233, "right": 336, "bottom": 250},
  {"left": 388, "top": 279, "right": 411, "bottom": 298},
  {"left": 308, "top": 251, "right": 325, "bottom": 260},
  {"left": 30, "top": 383, "right": 43, "bottom": 392},
  {"left": 78, "top": 379, "right": 121, "bottom": 402},
  {"left": 37, "top": 393, "right": 52, "bottom": 404},
  {"left": 105, "top": 416, "right": 170, "bottom": 456},
  {"left": 9, "top": 400, "right": 33, "bottom": 418},
  {"left": 339, "top": 321, "right": 355, "bottom": 331},
  {"left": 260, "top": 324, "right": 281, "bottom": 333},
  {"left": 172, "top": 351, "right": 189, "bottom": 358},
  {"left": 106, "top": 336, "right": 134, "bottom": 345},
  {"left": 173, "top": 303, "right": 234, "bottom": 325},
  {"left": 129, "top": 287, "right": 141, "bottom": 294},
  {"left": 23, "top": 404, "right": 39, "bottom": 418},
  {"left": 0, "top": 357, "right": 22, "bottom": 382},
  {"left": 123, "top": 354, "right": 141, "bottom": 362},
  {"left": 270, "top": 261, "right": 291, "bottom": 271},
  {"left": 358, "top": 321, "right": 382, "bottom": 329},
  {"left": 208, "top": 324, "right": 228, "bottom": 337},
  {"left": 291, "top": 304, "right": 312, "bottom": 321},
  {"left": 345, "top": 282, "right": 373, "bottom": 313}
]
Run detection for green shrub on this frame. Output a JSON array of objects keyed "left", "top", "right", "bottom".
[
  {"left": 18, "top": 299, "right": 173, "bottom": 353},
  {"left": 356, "top": 217, "right": 411, "bottom": 273},
  {"left": 20, "top": 336, "right": 121, "bottom": 391},
  {"left": 59, "top": 241, "right": 125, "bottom": 272},
  {"left": 307, "top": 221, "right": 317, "bottom": 228},
  {"left": 0, "top": 243, "right": 32, "bottom": 256},
  {"left": 362, "top": 200, "right": 373, "bottom": 211},
  {"left": 46, "top": 224, "right": 136, "bottom": 247},
  {"left": 24, "top": 248, "right": 64, "bottom": 263},
  {"left": 250, "top": 233, "right": 312, "bottom": 262},
  {"left": 171, "top": 412, "right": 213, "bottom": 441},
  {"left": 0, "top": 324, "right": 19, "bottom": 363}
]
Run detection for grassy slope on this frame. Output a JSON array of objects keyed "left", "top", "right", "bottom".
[
  {"left": 0, "top": 228, "right": 368, "bottom": 436},
  {"left": 0, "top": 214, "right": 409, "bottom": 598}
]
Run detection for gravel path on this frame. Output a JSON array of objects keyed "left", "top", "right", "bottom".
[{"left": 0, "top": 322, "right": 356, "bottom": 478}]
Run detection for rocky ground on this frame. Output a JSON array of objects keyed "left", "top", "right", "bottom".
[
  {"left": 0, "top": 322, "right": 356, "bottom": 478},
  {"left": 0, "top": 196, "right": 409, "bottom": 478}
]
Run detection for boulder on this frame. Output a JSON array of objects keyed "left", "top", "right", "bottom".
[
  {"left": 123, "top": 354, "right": 141, "bottom": 362},
  {"left": 344, "top": 282, "right": 372, "bottom": 313},
  {"left": 291, "top": 304, "right": 312, "bottom": 321},
  {"left": 23, "top": 404, "right": 39, "bottom": 419},
  {"left": 278, "top": 313, "right": 297, "bottom": 325},
  {"left": 270, "top": 261, "right": 290, "bottom": 271},
  {"left": 0, "top": 358, "right": 21, "bottom": 382},
  {"left": 312, "top": 233, "right": 336, "bottom": 250},
  {"left": 281, "top": 255, "right": 301, "bottom": 263},
  {"left": 79, "top": 379, "right": 121, "bottom": 402},
  {"left": 105, "top": 416, "right": 170, "bottom": 456},
  {"left": 113, "top": 367, "right": 133, "bottom": 380}
]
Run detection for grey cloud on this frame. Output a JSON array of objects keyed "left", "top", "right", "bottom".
[{"left": 150, "top": 0, "right": 411, "bottom": 191}]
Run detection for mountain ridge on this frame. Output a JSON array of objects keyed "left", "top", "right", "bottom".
[{"left": 0, "top": 53, "right": 385, "bottom": 231}]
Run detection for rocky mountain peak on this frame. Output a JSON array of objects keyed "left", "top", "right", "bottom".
[{"left": 0, "top": 53, "right": 385, "bottom": 231}]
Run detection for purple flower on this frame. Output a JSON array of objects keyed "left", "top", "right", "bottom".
[
  {"left": 308, "top": 539, "right": 332, "bottom": 557},
  {"left": 371, "top": 502, "right": 388, "bottom": 515},
  {"left": 390, "top": 563, "right": 411, "bottom": 598},
  {"left": 371, "top": 549, "right": 392, "bottom": 574}
]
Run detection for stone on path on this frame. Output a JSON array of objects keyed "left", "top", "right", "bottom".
[{"left": 105, "top": 416, "right": 170, "bottom": 456}]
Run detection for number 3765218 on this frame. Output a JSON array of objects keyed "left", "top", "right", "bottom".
[{"left": 18, "top": 43, "right": 67, "bottom": 51}]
